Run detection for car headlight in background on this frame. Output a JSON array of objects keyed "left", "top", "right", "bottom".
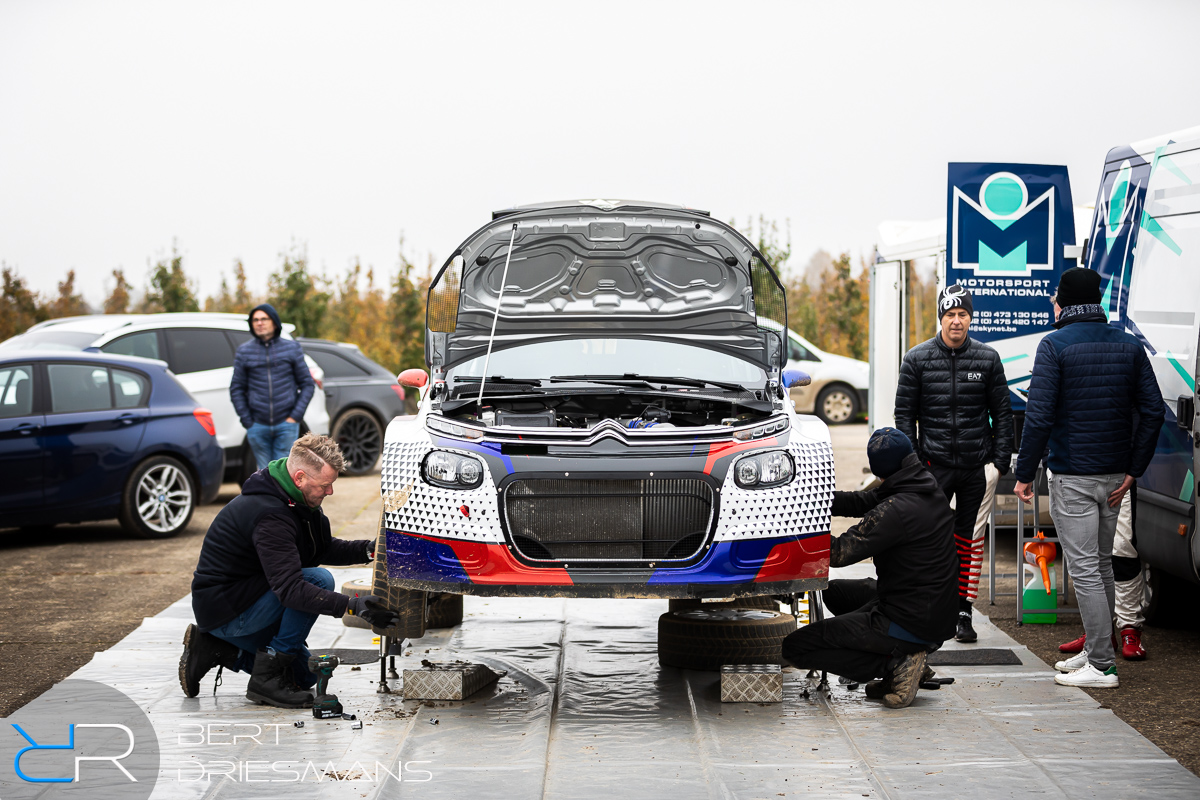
[
  {"left": 733, "top": 451, "right": 794, "bottom": 489},
  {"left": 422, "top": 451, "right": 484, "bottom": 489}
]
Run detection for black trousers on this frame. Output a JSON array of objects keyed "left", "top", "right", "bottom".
[
  {"left": 781, "top": 579, "right": 924, "bottom": 683},
  {"left": 926, "top": 463, "right": 987, "bottom": 608}
]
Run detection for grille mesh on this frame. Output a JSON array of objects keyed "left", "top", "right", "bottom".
[{"left": 504, "top": 478, "right": 713, "bottom": 563}]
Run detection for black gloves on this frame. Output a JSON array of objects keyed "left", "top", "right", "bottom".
[
  {"left": 365, "top": 541, "right": 375, "bottom": 562},
  {"left": 346, "top": 594, "right": 400, "bottom": 629}
]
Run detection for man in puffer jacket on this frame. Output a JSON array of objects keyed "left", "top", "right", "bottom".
[
  {"left": 894, "top": 285, "right": 1013, "bottom": 643},
  {"left": 231, "top": 303, "right": 315, "bottom": 470},
  {"left": 1014, "top": 267, "right": 1163, "bottom": 689}
]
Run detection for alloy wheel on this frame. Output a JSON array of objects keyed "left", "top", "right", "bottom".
[
  {"left": 135, "top": 464, "right": 192, "bottom": 533},
  {"left": 334, "top": 410, "right": 383, "bottom": 475},
  {"left": 820, "top": 389, "right": 855, "bottom": 424}
]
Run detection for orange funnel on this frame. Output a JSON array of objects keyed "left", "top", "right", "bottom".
[{"left": 1023, "top": 531, "right": 1055, "bottom": 594}]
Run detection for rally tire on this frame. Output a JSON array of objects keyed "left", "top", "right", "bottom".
[
  {"left": 118, "top": 455, "right": 196, "bottom": 539},
  {"left": 657, "top": 608, "right": 797, "bottom": 671},
  {"left": 667, "top": 597, "right": 779, "bottom": 612},
  {"left": 426, "top": 593, "right": 465, "bottom": 628},
  {"left": 332, "top": 408, "right": 384, "bottom": 476},
  {"left": 370, "top": 515, "right": 428, "bottom": 640},
  {"left": 340, "top": 579, "right": 373, "bottom": 629},
  {"left": 815, "top": 383, "right": 859, "bottom": 426}
]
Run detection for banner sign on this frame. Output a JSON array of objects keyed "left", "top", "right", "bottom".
[{"left": 946, "top": 163, "right": 1075, "bottom": 408}]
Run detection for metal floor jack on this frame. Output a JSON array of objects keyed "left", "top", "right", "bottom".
[
  {"left": 794, "top": 589, "right": 828, "bottom": 693},
  {"left": 377, "top": 636, "right": 402, "bottom": 693}
]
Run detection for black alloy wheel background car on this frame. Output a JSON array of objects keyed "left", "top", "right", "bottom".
[{"left": 297, "top": 338, "right": 407, "bottom": 476}]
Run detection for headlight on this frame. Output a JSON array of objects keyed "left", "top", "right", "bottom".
[
  {"left": 422, "top": 451, "right": 484, "bottom": 489},
  {"left": 733, "top": 451, "right": 794, "bottom": 489}
]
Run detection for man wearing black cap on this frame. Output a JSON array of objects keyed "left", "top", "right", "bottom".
[
  {"left": 1014, "top": 267, "right": 1163, "bottom": 689},
  {"left": 782, "top": 428, "right": 958, "bottom": 709},
  {"left": 894, "top": 284, "right": 1013, "bottom": 643}
]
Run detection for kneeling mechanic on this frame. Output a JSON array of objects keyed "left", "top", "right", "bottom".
[
  {"left": 782, "top": 428, "right": 958, "bottom": 709},
  {"left": 179, "top": 433, "right": 399, "bottom": 707}
]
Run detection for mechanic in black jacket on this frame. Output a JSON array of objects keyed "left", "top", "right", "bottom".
[
  {"left": 179, "top": 434, "right": 399, "bottom": 707},
  {"left": 894, "top": 284, "right": 1013, "bottom": 643},
  {"left": 782, "top": 428, "right": 958, "bottom": 709}
]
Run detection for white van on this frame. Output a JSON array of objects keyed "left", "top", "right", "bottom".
[
  {"left": 0, "top": 313, "right": 330, "bottom": 483},
  {"left": 1083, "top": 125, "right": 1200, "bottom": 606}
]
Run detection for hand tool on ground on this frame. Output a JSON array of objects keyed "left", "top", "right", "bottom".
[{"left": 308, "top": 654, "right": 344, "bottom": 719}]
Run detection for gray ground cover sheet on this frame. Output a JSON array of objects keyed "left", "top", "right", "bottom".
[{"left": 25, "top": 564, "right": 1200, "bottom": 799}]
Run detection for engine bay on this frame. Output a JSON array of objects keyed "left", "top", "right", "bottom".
[{"left": 437, "top": 388, "right": 775, "bottom": 429}]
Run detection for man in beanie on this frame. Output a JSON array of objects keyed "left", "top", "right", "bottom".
[
  {"left": 1014, "top": 267, "right": 1163, "bottom": 688},
  {"left": 894, "top": 284, "right": 1013, "bottom": 643},
  {"left": 782, "top": 428, "right": 958, "bottom": 709}
]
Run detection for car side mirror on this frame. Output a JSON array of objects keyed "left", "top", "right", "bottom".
[
  {"left": 782, "top": 369, "right": 811, "bottom": 388},
  {"left": 398, "top": 368, "right": 429, "bottom": 388}
]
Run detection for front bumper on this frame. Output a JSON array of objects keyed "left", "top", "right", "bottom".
[{"left": 382, "top": 529, "right": 830, "bottom": 598}]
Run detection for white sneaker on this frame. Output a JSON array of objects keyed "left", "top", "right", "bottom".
[
  {"left": 1054, "top": 663, "right": 1119, "bottom": 688},
  {"left": 1054, "top": 651, "right": 1088, "bottom": 673}
]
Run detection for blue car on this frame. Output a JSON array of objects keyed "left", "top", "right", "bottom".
[{"left": 0, "top": 351, "right": 224, "bottom": 538}]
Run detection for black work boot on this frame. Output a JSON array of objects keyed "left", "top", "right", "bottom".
[
  {"left": 246, "top": 650, "right": 315, "bottom": 709},
  {"left": 866, "top": 665, "right": 935, "bottom": 699},
  {"left": 955, "top": 608, "right": 978, "bottom": 643},
  {"left": 883, "top": 651, "right": 927, "bottom": 709},
  {"left": 179, "top": 623, "right": 240, "bottom": 698}
]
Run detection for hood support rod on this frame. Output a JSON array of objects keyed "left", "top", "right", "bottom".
[{"left": 476, "top": 222, "right": 519, "bottom": 412}]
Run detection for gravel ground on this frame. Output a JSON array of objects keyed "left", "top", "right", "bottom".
[{"left": 2, "top": 424, "right": 1197, "bottom": 777}]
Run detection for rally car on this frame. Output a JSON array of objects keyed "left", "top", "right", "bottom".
[{"left": 368, "top": 201, "right": 835, "bottom": 654}]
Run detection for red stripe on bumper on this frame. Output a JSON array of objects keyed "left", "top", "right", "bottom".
[
  {"left": 753, "top": 533, "right": 830, "bottom": 582},
  {"left": 406, "top": 532, "right": 573, "bottom": 586}
]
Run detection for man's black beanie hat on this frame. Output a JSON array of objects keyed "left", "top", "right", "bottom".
[
  {"left": 938, "top": 284, "right": 973, "bottom": 320},
  {"left": 1055, "top": 267, "right": 1102, "bottom": 308}
]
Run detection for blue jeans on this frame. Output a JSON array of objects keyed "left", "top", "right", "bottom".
[
  {"left": 246, "top": 421, "right": 300, "bottom": 470},
  {"left": 208, "top": 567, "right": 334, "bottom": 688}
]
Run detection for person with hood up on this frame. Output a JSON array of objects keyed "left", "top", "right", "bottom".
[
  {"left": 231, "top": 303, "right": 316, "bottom": 470},
  {"left": 782, "top": 428, "right": 958, "bottom": 709}
]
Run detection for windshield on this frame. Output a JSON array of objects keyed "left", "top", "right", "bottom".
[
  {"left": 0, "top": 330, "right": 98, "bottom": 351},
  {"left": 447, "top": 339, "right": 767, "bottom": 385}
]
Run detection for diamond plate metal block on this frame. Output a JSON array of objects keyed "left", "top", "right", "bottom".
[
  {"left": 402, "top": 662, "right": 506, "bottom": 700},
  {"left": 720, "top": 664, "right": 783, "bottom": 703}
]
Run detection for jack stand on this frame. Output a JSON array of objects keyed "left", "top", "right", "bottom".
[
  {"left": 388, "top": 656, "right": 399, "bottom": 680},
  {"left": 376, "top": 636, "right": 391, "bottom": 694}
]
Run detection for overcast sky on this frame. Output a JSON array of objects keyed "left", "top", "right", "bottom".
[{"left": 2, "top": 0, "right": 1198, "bottom": 306}]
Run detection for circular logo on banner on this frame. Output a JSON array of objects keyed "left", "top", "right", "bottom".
[
  {"left": 979, "top": 172, "right": 1029, "bottom": 222},
  {"left": 0, "top": 680, "right": 159, "bottom": 799}
]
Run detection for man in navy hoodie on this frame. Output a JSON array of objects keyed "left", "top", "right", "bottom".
[
  {"left": 231, "top": 303, "right": 315, "bottom": 470},
  {"left": 1014, "top": 268, "right": 1163, "bottom": 689}
]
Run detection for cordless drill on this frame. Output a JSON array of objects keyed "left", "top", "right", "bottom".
[{"left": 308, "top": 654, "right": 343, "bottom": 719}]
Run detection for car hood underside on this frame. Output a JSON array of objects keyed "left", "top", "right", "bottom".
[{"left": 426, "top": 205, "right": 787, "bottom": 372}]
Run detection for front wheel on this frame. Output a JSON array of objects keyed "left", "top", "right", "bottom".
[
  {"left": 119, "top": 456, "right": 195, "bottom": 539},
  {"left": 815, "top": 383, "right": 859, "bottom": 425},
  {"left": 332, "top": 409, "right": 384, "bottom": 475}
]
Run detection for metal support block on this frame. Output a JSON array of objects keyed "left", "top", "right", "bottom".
[
  {"left": 402, "top": 663, "right": 506, "bottom": 701},
  {"left": 720, "top": 664, "right": 783, "bottom": 703}
]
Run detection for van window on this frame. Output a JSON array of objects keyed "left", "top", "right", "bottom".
[
  {"left": 1128, "top": 142, "right": 1200, "bottom": 400},
  {"left": 789, "top": 338, "right": 819, "bottom": 362},
  {"left": 102, "top": 331, "right": 161, "bottom": 360},
  {"left": 165, "top": 329, "right": 235, "bottom": 374},
  {"left": 0, "top": 365, "right": 34, "bottom": 418}
]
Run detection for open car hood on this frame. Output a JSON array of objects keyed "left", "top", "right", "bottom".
[{"left": 425, "top": 201, "right": 788, "bottom": 374}]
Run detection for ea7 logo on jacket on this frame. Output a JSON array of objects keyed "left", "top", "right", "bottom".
[{"left": 966, "top": 372, "right": 983, "bottom": 381}]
